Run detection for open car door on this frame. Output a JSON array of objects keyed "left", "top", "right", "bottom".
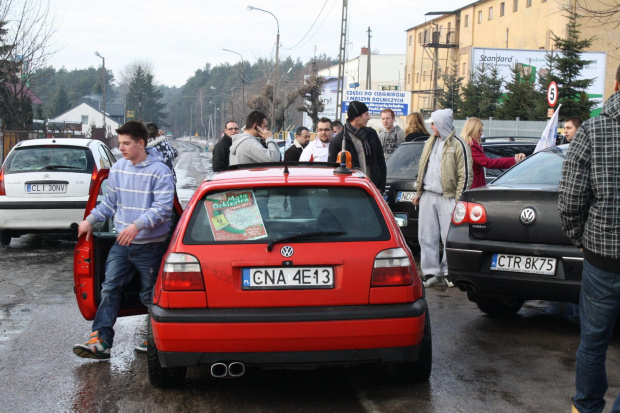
[{"left": 73, "top": 169, "right": 184, "bottom": 320}]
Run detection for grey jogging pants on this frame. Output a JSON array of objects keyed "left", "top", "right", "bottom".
[{"left": 418, "top": 191, "right": 455, "bottom": 277}]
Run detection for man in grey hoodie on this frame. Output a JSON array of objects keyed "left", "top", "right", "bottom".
[
  {"left": 229, "top": 111, "right": 281, "bottom": 165},
  {"left": 412, "top": 108, "right": 473, "bottom": 288}
]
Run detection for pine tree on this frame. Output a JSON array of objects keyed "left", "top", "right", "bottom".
[
  {"left": 126, "top": 66, "right": 166, "bottom": 124},
  {"left": 437, "top": 60, "right": 464, "bottom": 118},
  {"left": 460, "top": 63, "right": 503, "bottom": 119},
  {"left": 497, "top": 65, "right": 546, "bottom": 120},
  {"left": 544, "top": 10, "right": 595, "bottom": 120},
  {"left": 48, "top": 84, "right": 70, "bottom": 117}
]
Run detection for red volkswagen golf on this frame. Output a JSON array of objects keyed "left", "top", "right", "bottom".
[{"left": 74, "top": 163, "right": 431, "bottom": 387}]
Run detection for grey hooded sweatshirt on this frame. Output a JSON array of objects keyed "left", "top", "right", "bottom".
[{"left": 229, "top": 131, "right": 281, "bottom": 165}]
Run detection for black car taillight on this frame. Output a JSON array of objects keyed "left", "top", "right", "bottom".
[
  {"left": 162, "top": 253, "right": 205, "bottom": 291},
  {"left": 452, "top": 201, "right": 487, "bottom": 225},
  {"left": 371, "top": 248, "right": 414, "bottom": 287}
]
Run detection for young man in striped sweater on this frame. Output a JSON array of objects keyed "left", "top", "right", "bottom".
[{"left": 73, "top": 121, "right": 176, "bottom": 359}]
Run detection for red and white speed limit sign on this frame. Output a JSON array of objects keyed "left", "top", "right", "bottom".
[{"left": 547, "top": 81, "right": 558, "bottom": 107}]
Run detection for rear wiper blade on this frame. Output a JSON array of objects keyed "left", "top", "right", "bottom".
[
  {"left": 267, "top": 231, "right": 347, "bottom": 252},
  {"left": 45, "top": 165, "right": 82, "bottom": 170}
]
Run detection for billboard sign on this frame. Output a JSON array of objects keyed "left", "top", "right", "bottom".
[
  {"left": 342, "top": 89, "right": 411, "bottom": 117},
  {"left": 471, "top": 47, "right": 606, "bottom": 113},
  {"left": 302, "top": 76, "right": 338, "bottom": 129}
]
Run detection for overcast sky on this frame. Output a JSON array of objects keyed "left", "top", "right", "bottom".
[{"left": 47, "top": 0, "right": 465, "bottom": 88}]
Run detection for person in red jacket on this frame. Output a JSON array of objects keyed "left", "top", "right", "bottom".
[{"left": 461, "top": 117, "right": 526, "bottom": 188}]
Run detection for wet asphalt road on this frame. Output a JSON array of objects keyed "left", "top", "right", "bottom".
[{"left": 0, "top": 139, "right": 618, "bottom": 412}]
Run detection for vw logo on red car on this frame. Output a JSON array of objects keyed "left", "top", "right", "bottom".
[{"left": 280, "top": 245, "right": 294, "bottom": 257}]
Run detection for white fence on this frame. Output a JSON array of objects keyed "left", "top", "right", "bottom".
[{"left": 452, "top": 119, "right": 548, "bottom": 137}]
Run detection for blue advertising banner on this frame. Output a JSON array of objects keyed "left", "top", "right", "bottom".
[{"left": 342, "top": 89, "right": 411, "bottom": 116}]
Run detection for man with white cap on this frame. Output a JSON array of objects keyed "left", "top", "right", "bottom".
[{"left": 411, "top": 109, "right": 473, "bottom": 288}]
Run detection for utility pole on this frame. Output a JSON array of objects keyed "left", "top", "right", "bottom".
[
  {"left": 366, "top": 27, "right": 372, "bottom": 89},
  {"left": 335, "top": 0, "right": 348, "bottom": 122}
]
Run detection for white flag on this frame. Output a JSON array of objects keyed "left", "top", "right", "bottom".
[{"left": 534, "top": 104, "right": 562, "bottom": 153}]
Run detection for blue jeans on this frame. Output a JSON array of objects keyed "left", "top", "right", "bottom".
[
  {"left": 92, "top": 241, "right": 165, "bottom": 347},
  {"left": 574, "top": 259, "right": 620, "bottom": 413}
]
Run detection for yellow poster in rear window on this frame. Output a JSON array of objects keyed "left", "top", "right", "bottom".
[{"left": 203, "top": 190, "right": 268, "bottom": 241}]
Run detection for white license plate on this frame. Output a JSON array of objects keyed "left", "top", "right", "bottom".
[
  {"left": 397, "top": 191, "right": 416, "bottom": 202},
  {"left": 490, "top": 254, "right": 557, "bottom": 275},
  {"left": 242, "top": 267, "right": 334, "bottom": 289},
  {"left": 26, "top": 183, "right": 67, "bottom": 194}
]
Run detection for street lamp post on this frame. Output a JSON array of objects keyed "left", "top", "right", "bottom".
[
  {"left": 247, "top": 5, "right": 279, "bottom": 130},
  {"left": 222, "top": 48, "right": 245, "bottom": 111},
  {"left": 94, "top": 51, "right": 106, "bottom": 136}
]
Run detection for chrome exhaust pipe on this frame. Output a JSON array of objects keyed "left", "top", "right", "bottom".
[
  {"left": 210, "top": 362, "right": 228, "bottom": 378},
  {"left": 228, "top": 362, "right": 246, "bottom": 377}
]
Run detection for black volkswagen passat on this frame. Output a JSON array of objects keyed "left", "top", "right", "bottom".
[
  {"left": 445, "top": 145, "right": 583, "bottom": 316},
  {"left": 385, "top": 138, "right": 537, "bottom": 253}
]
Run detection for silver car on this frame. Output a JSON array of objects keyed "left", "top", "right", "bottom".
[{"left": 0, "top": 138, "right": 117, "bottom": 246}]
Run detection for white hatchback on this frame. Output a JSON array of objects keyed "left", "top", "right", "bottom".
[{"left": 0, "top": 138, "right": 117, "bottom": 246}]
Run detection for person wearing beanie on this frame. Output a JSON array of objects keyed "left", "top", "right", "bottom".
[
  {"left": 411, "top": 108, "right": 473, "bottom": 288},
  {"left": 327, "top": 101, "right": 387, "bottom": 192}
]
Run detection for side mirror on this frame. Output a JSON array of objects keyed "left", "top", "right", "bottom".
[{"left": 393, "top": 213, "right": 408, "bottom": 228}]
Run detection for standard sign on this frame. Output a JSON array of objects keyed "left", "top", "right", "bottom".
[
  {"left": 242, "top": 267, "right": 334, "bottom": 289},
  {"left": 547, "top": 81, "right": 558, "bottom": 107}
]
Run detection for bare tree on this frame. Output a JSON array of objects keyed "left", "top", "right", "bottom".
[
  {"left": 577, "top": 0, "right": 620, "bottom": 28},
  {"left": 293, "top": 75, "right": 325, "bottom": 130},
  {"left": 0, "top": 0, "right": 58, "bottom": 129}
]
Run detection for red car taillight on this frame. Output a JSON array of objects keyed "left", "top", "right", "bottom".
[
  {"left": 452, "top": 201, "right": 487, "bottom": 225},
  {"left": 162, "top": 253, "right": 205, "bottom": 291},
  {"left": 0, "top": 165, "right": 5, "bottom": 196},
  {"left": 371, "top": 248, "right": 414, "bottom": 287},
  {"left": 88, "top": 167, "right": 99, "bottom": 195}
]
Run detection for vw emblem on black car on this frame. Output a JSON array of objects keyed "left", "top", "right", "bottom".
[
  {"left": 280, "top": 246, "right": 294, "bottom": 257},
  {"left": 520, "top": 207, "right": 536, "bottom": 225}
]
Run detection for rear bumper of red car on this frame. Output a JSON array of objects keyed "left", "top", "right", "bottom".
[{"left": 150, "top": 299, "right": 427, "bottom": 368}]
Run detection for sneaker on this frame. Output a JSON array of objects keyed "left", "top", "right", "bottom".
[
  {"left": 423, "top": 276, "right": 440, "bottom": 288},
  {"left": 73, "top": 331, "right": 111, "bottom": 359},
  {"left": 135, "top": 340, "right": 148, "bottom": 354},
  {"left": 441, "top": 275, "right": 455, "bottom": 288}
]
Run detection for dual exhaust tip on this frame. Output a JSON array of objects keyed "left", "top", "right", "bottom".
[{"left": 210, "top": 362, "right": 245, "bottom": 378}]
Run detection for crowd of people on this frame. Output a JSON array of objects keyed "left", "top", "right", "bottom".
[{"left": 71, "top": 70, "right": 620, "bottom": 410}]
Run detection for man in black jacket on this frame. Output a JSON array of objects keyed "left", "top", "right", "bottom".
[
  {"left": 212, "top": 120, "right": 239, "bottom": 172},
  {"left": 284, "top": 126, "right": 310, "bottom": 162},
  {"left": 328, "top": 101, "right": 386, "bottom": 192}
]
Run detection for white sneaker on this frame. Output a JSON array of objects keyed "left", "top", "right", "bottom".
[
  {"left": 441, "top": 275, "right": 454, "bottom": 288},
  {"left": 423, "top": 276, "right": 440, "bottom": 288}
]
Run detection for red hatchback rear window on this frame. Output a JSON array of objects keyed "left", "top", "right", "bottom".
[{"left": 183, "top": 186, "right": 390, "bottom": 244}]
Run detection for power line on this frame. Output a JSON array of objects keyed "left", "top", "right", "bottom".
[{"left": 281, "top": 0, "right": 334, "bottom": 51}]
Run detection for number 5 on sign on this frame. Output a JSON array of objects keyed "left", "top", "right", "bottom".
[{"left": 547, "top": 81, "right": 558, "bottom": 107}]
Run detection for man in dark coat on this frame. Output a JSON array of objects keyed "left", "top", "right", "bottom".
[
  {"left": 212, "top": 120, "right": 239, "bottom": 172},
  {"left": 328, "top": 101, "right": 387, "bottom": 192},
  {"left": 284, "top": 126, "right": 310, "bottom": 162}
]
